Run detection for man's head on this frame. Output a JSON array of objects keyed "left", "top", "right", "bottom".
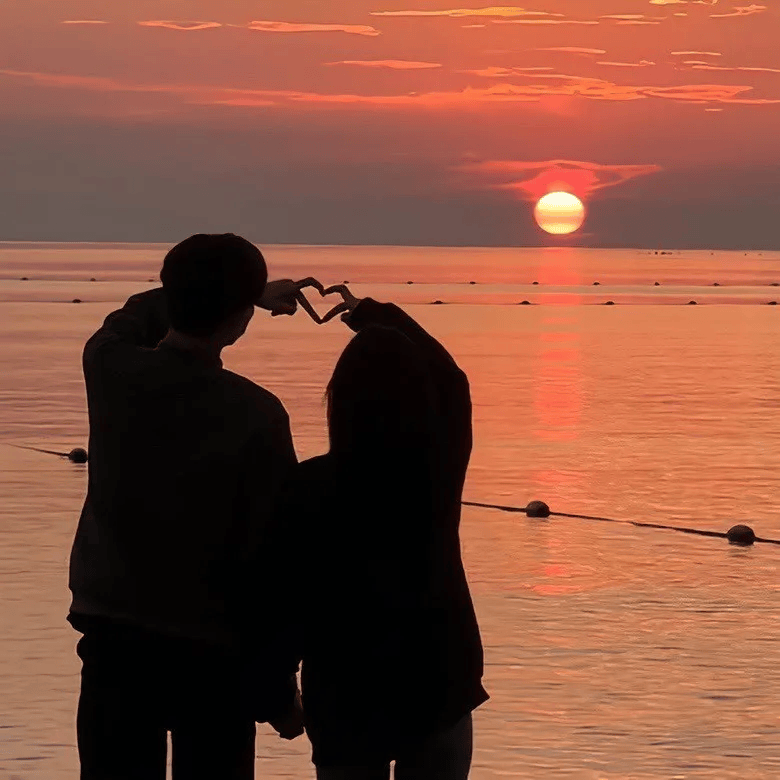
[{"left": 160, "top": 234, "right": 267, "bottom": 344}]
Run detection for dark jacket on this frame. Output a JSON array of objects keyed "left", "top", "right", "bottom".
[
  {"left": 266, "top": 299, "right": 488, "bottom": 766},
  {"left": 69, "top": 289, "right": 297, "bottom": 652}
]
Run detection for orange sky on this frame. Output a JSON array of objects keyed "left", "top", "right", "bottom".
[{"left": 1, "top": 1, "right": 778, "bottom": 247}]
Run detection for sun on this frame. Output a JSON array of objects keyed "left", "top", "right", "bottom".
[{"left": 534, "top": 192, "right": 586, "bottom": 235}]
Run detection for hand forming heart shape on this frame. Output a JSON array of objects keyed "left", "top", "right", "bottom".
[{"left": 295, "top": 281, "right": 361, "bottom": 325}]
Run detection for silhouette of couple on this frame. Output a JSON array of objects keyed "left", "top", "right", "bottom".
[{"left": 68, "top": 234, "right": 488, "bottom": 779}]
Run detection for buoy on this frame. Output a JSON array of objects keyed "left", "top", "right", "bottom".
[
  {"left": 90, "top": 278, "right": 97, "bottom": 282},
  {"left": 654, "top": 282, "right": 661, "bottom": 286},
  {"left": 147, "top": 278, "right": 156, "bottom": 282},
  {"left": 343, "top": 280, "right": 350, "bottom": 284},
  {"left": 727, "top": 524, "right": 755, "bottom": 546},
  {"left": 72, "top": 298, "right": 82, "bottom": 304},
  {"left": 712, "top": 282, "right": 720, "bottom": 287},
  {"left": 771, "top": 282, "right": 780, "bottom": 287},
  {"left": 593, "top": 281, "right": 600, "bottom": 286},
  {"left": 526, "top": 501, "right": 551, "bottom": 518},
  {"left": 469, "top": 281, "right": 477, "bottom": 285},
  {"left": 407, "top": 281, "right": 414, "bottom": 285},
  {"left": 432, "top": 300, "right": 444, "bottom": 305},
  {"left": 768, "top": 301, "right": 778, "bottom": 306},
  {"left": 687, "top": 300, "right": 698, "bottom": 305},
  {"left": 68, "top": 448, "right": 89, "bottom": 464},
  {"left": 20, "top": 277, "right": 28, "bottom": 281},
  {"left": 519, "top": 300, "right": 531, "bottom": 306},
  {"left": 532, "top": 281, "right": 539, "bottom": 286},
  {"left": 604, "top": 301, "right": 615, "bottom": 306}
]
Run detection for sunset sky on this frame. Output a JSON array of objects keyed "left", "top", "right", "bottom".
[{"left": 2, "top": 1, "right": 779, "bottom": 247}]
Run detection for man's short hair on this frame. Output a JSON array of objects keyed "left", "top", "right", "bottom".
[{"left": 160, "top": 234, "right": 268, "bottom": 336}]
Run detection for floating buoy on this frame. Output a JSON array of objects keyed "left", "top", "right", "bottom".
[
  {"left": 593, "top": 281, "right": 600, "bottom": 286},
  {"left": 654, "top": 282, "right": 661, "bottom": 286},
  {"left": 20, "top": 277, "right": 28, "bottom": 281},
  {"left": 712, "top": 282, "right": 720, "bottom": 287},
  {"left": 68, "top": 448, "right": 89, "bottom": 464},
  {"left": 72, "top": 298, "right": 82, "bottom": 304},
  {"left": 89, "top": 278, "right": 97, "bottom": 282},
  {"left": 727, "top": 525, "right": 755, "bottom": 546},
  {"left": 519, "top": 300, "right": 532, "bottom": 306},
  {"left": 406, "top": 281, "right": 414, "bottom": 285},
  {"left": 469, "top": 281, "right": 477, "bottom": 285},
  {"left": 532, "top": 281, "right": 539, "bottom": 286},
  {"left": 147, "top": 278, "right": 156, "bottom": 282},
  {"left": 604, "top": 301, "right": 615, "bottom": 306},
  {"left": 771, "top": 282, "right": 780, "bottom": 287},
  {"left": 526, "top": 500, "right": 551, "bottom": 518},
  {"left": 343, "top": 280, "right": 350, "bottom": 284},
  {"left": 432, "top": 300, "right": 444, "bottom": 305},
  {"left": 687, "top": 300, "right": 698, "bottom": 305},
  {"left": 768, "top": 301, "right": 778, "bottom": 306}
]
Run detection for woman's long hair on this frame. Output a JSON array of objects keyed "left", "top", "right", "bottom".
[{"left": 326, "top": 324, "right": 440, "bottom": 601}]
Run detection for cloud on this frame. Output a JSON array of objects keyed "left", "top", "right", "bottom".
[
  {"left": 687, "top": 63, "right": 780, "bottom": 73},
  {"left": 672, "top": 50, "right": 722, "bottom": 56},
  {"left": 326, "top": 60, "right": 442, "bottom": 69},
  {"left": 711, "top": 4, "right": 767, "bottom": 17},
  {"left": 138, "top": 21, "right": 222, "bottom": 31},
  {"left": 2, "top": 68, "right": 777, "bottom": 112},
  {"left": 459, "top": 159, "right": 662, "bottom": 199},
  {"left": 246, "top": 20, "right": 380, "bottom": 35},
  {"left": 460, "top": 66, "right": 554, "bottom": 76},
  {"left": 536, "top": 47, "right": 607, "bottom": 55},
  {"left": 370, "top": 7, "right": 563, "bottom": 18},
  {"left": 597, "top": 60, "right": 656, "bottom": 68},
  {"left": 61, "top": 20, "right": 110, "bottom": 25},
  {"left": 495, "top": 18, "right": 599, "bottom": 24}
]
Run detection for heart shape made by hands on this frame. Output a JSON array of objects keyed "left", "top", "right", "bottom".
[{"left": 296, "top": 282, "right": 359, "bottom": 325}]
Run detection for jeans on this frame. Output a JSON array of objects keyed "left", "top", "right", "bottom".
[
  {"left": 75, "top": 620, "right": 256, "bottom": 780},
  {"left": 315, "top": 714, "right": 473, "bottom": 780}
]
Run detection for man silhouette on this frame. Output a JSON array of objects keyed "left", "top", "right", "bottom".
[{"left": 68, "top": 234, "right": 311, "bottom": 779}]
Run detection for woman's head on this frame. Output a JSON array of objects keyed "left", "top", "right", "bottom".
[{"left": 327, "top": 326, "right": 436, "bottom": 461}]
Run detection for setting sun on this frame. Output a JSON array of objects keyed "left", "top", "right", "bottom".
[{"left": 534, "top": 192, "right": 586, "bottom": 236}]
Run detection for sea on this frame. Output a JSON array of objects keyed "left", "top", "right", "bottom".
[{"left": 1, "top": 243, "right": 779, "bottom": 779}]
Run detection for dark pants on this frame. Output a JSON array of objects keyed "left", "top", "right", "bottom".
[
  {"left": 315, "top": 714, "right": 473, "bottom": 780},
  {"left": 75, "top": 620, "right": 256, "bottom": 780}
]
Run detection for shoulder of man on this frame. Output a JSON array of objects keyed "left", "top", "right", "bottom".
[{"left": 221, "top": 369, "right": 289, "bottom": 420}]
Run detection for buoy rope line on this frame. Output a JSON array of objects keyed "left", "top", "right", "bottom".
[
  {"left": 7, "top": 441, "right": 777, "bottom": 546},
  {"left": 462, "top": 500, "right": 780, "bottom": 547}
]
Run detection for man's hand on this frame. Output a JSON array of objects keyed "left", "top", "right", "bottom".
[
  {"left": 268, "top": 689, "right": 304, "bottom": 740},
  {"left": 258, "top": 278, "right": 324, "bottom": 317}
]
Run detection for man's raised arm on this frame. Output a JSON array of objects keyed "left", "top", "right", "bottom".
[{"left": 83, "top": 288, "right": 170, "bottom": 368}]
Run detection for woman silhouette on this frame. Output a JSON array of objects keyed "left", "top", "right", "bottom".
[{"left": 266, "top": 288, "right": 488, "bottom": 780}]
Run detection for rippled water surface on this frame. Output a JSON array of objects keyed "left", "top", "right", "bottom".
[{"left": 1, "top": 244, "right": 780, "bottom": 778}]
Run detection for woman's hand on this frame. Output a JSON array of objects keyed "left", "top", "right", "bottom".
[{"left": 320, "top": 284, "right": 362, "bottom": 324}]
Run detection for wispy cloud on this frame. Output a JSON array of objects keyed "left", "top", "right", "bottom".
[
  {"left": 711, "top": 4, "right": 767, "bottom": 17},
  {"left": 62, "top": 20, "right": 110, "bottom": 25},
  {"left": 672, "top": 50, "right": 722, "bottom": 56},
  {"left": 326, "top": 60, "right": 442, "bottom": 69},
  {"left": 246, "top": 20, "right": 380, "bottom": 35},
  {"left": 459, "top": 159, "right": 662, "bottom": 199},
  {"left": 495, "top": 18, "right": 599, "bottom": 24},
  {"left": 687, "top": 63, "right": 780, "bottom": 73},
  {"left": 370, "top": 7, "right": 562, "bottom": 18},
  {"left": 536, "top": 47, "right": 607, "bottom": 55},
  {"left": 1, "top": 68, "right": 777, "bottom": 111},
  {"left": 138, "top": 21, "right": 222, "bottom": 31},
  {"left": 597, "top": 60, "right": 656, "bottom": 68},
  {"left": 460, "top": 66, "right": 555, "bottom": 77}
]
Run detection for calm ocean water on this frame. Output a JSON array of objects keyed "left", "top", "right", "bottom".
[{"left": 1, "top": 243, "right": 780, "bottom": 779}]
